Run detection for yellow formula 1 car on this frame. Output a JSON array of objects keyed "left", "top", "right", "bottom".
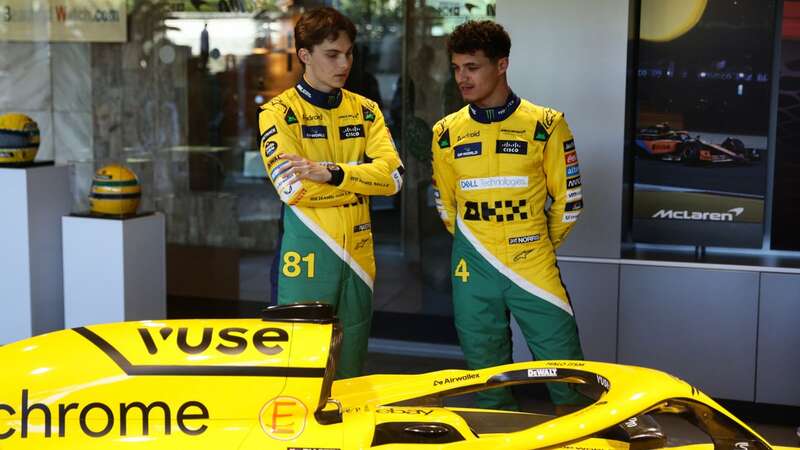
[{"left": 0, "top": 303, "right": 795, "bottom": 450}]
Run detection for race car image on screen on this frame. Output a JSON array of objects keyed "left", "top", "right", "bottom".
[
  {"left": 0, "top": 302, "right": 796, "bottom": 450},
  {"left": 635, "top": 123, "right": 755, "bottom": 164}
]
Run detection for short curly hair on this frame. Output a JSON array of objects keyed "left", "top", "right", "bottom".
[
  {"left": 294, "top": 7, "right": 357, "bottom": 54},
  {"left": 447, "top": 20, "right": 511, "bottom": 61}
]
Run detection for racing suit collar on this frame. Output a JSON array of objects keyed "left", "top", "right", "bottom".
[
  {"left": 295, "top": 78, "right": 343, "bottom": 109},
  {"left": 468, "top": 92, "right": 521, "bottom": 124}
]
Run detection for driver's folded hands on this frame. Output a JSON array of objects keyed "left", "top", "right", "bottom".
[{"left": 271, "top": 153, "right": 333, "bottom": 184}]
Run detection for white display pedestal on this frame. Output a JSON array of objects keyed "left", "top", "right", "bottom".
[
  {"left": 63, "top": 213, "right": 166, "bottom": 327},
  {"left": 0, "top": 164, "right": 72, "bottom": 344}
]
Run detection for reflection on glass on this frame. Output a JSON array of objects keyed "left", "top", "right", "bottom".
[
  {"left": 631, "top": 0, "right": 775, "bottom": 249},
  {"left": 355, "top": 0, "right": 494, "bottom": 344},
  {"left": 1, "top": 0, "right": 495, "bottom": 344}
]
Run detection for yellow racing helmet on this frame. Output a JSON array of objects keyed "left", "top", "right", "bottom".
[
  {"left": 0, "top": 113, "right": 40, "bottom": 165},
  {"left": 89, "top": 164, "right": 142, "bottom": 216}
]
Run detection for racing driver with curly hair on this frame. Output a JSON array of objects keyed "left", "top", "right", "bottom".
[
  {"left": 431, "top": 20, "right": 585, "bottom": 411},
  {"left": 259, "top": 7, "right": 404, "bottom": 379}
]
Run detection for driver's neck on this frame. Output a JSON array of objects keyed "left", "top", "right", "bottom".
[
  {"left": 474, "top": 81, "right": 511, "bottom": 109},
  {"left": 303, "top": 73, "right": 335, "bottom": 94}
]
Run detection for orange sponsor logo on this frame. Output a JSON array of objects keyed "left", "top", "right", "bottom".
[
  {"left": 565, "top": 151, "right": 578, "bottom": 165},
  {"left": 259, "top": 396, "right": 308, "bottom": 440}
]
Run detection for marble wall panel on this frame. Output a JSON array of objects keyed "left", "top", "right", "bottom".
[
  {"left": 53, "top": 111, "right": 93, "bottom": 164},
  {"left": 121, "top": 65, "right": 156, "bottom": 153},
  {"left": 151, "top": 147, "right": 190, "bottom": 195},
  {"left": 91, "top": 44, "right": 124, "bottom": 91},
  {"left": 52, "top": 43, "right": 92, "bottom": 113},
  {"left": 91, "top": 44, "right": 124, "bottom": 160},
  {"left": 145, "top": 44, "right": 189, "bottom": 153},
  {"left": 172, "top": 47, "right": 190, "bottom": 149},
  {"left": 0, "top": 42, "right": 51, "bottom": 111},
  {"left": 155, "top": 193, "right": 239, "bottom": 247}
]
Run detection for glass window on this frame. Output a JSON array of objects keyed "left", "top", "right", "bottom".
[{"left": 0, "top": 0, "right": 493, "bottom": 344}]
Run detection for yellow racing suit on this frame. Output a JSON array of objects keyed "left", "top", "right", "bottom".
[
  {"left": 259, "top": 78, "right": 404, "bottom": 378},
  {"left": 431, "top": 93, "right": 585, "bottom": 409}
]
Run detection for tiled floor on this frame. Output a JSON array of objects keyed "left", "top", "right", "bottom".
[{"left": 363, "top": 352, "right": 800, "bottom": 447}]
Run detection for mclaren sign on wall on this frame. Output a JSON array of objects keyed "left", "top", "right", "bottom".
[
  {"left": 633, "top": 190, "right": 764, "bottom": 247},
  {"left": 650, "top": 207, "right": 743, "bottom": 222}
]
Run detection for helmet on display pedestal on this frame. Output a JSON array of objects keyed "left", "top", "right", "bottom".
[
  {"left": 0, "top": 113, "right": 40, "bottom": 165},
  {"left": 89, "top": 164, "right": 142, "bottom": 216}
]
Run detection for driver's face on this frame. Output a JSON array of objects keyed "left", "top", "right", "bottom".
[
  {"left": 451, "top": 50, "right": 507, "bottom": 104},
  {"left": 303, "top": 33, "right": 354, "bottom": 91}
]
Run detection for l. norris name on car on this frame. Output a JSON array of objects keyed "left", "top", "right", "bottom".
[
  {"left": 0, "top": 390, "right": 208, "bottom": 439},
  {"left": 137, "top": 327, "right": 289, "bottom": 355}
]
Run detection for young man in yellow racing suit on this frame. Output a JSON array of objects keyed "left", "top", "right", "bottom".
[
  {"left": 259, "top": 8, "right": 404, "bottom": 378},
  {"left": 432, "top": 21, "right": 585, "bottom": 410}
]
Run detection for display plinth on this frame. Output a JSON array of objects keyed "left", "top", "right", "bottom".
[
  {"left": 0, "top": 165, "right": 72, "bottom": 344},
  {"left": 63, "top": 212, "right": 166, "bottom": 327}
]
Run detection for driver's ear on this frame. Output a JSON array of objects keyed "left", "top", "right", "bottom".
[
  {"left": 497, "top": 56, "right": 509, "bottom": 75},
  {"left": 298, "top": 48, "right": 312, "bottom": 65}
]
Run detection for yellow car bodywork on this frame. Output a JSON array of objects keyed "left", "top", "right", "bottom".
[{"left": 0, "top": 304, "right": 795, "bottom": 450}]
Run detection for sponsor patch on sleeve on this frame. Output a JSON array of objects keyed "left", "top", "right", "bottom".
[
  {"left": 278, "top": 178, "right": 304, "bottom": 203},
  {"left": 454, "top": 142, "right": 482, "bottom": 158},
  {"left": 565, "top": 151, "right": 578, "bottom": 165},
  {"left": 432, "top": 186, "right": 448, "bottom": 220},
  {"left": 391, "top": 168, "right": 403, "bottom": 192},
  {"left": 566, "top": 164, "right": 580, "bottom": 177},
  {"left": 285, "top": 107, "right": 298, "bottom": 124},
  {"left": 534, "top": 122, "right": 550, "bottom": 142},
  {"left": 562, "top": 210, "right": 580, "bottom": 223},
  {"left": 563, "top": 139, "right": 575, "bottom": 152},
  {"left": 270, "top": 160, "right": 291, "bottom": 181},
  {"left": 264, "top": 141, "right": 278, "bottom": 157},
  {"left": 562, "top": 200, "right": 583, "bottom": 223},
  {"left": 565, "top": 200, "right": 583, "bottom": 211},
  {"left": 496, "top": 140, "right": 528, "bottom": 155},
  {"left": 437, "top": 129, "right": 451, "bottom": 149},
  {"left": 275, "top": 173, "right": 296, "bottom": 190},
  {"left": 362, "top": 105, "right": 376, "bottom": 122},
  {"left": 566, "top": 176, "right": 582, "bottom": 189},
  {"left": 260, "top": 125, "right": 277, "bottom": 143},
  {"left": 566, "top": 187, "right": 582, "bottom": 202}
]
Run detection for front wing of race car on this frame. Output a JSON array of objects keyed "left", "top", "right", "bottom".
[{"left": 0, "top": 307, "right": 796, "bottom": 450}]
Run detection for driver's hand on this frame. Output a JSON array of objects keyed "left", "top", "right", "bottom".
[{"left": 276, "top": 153, "right": 332, "bottom": 184}]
